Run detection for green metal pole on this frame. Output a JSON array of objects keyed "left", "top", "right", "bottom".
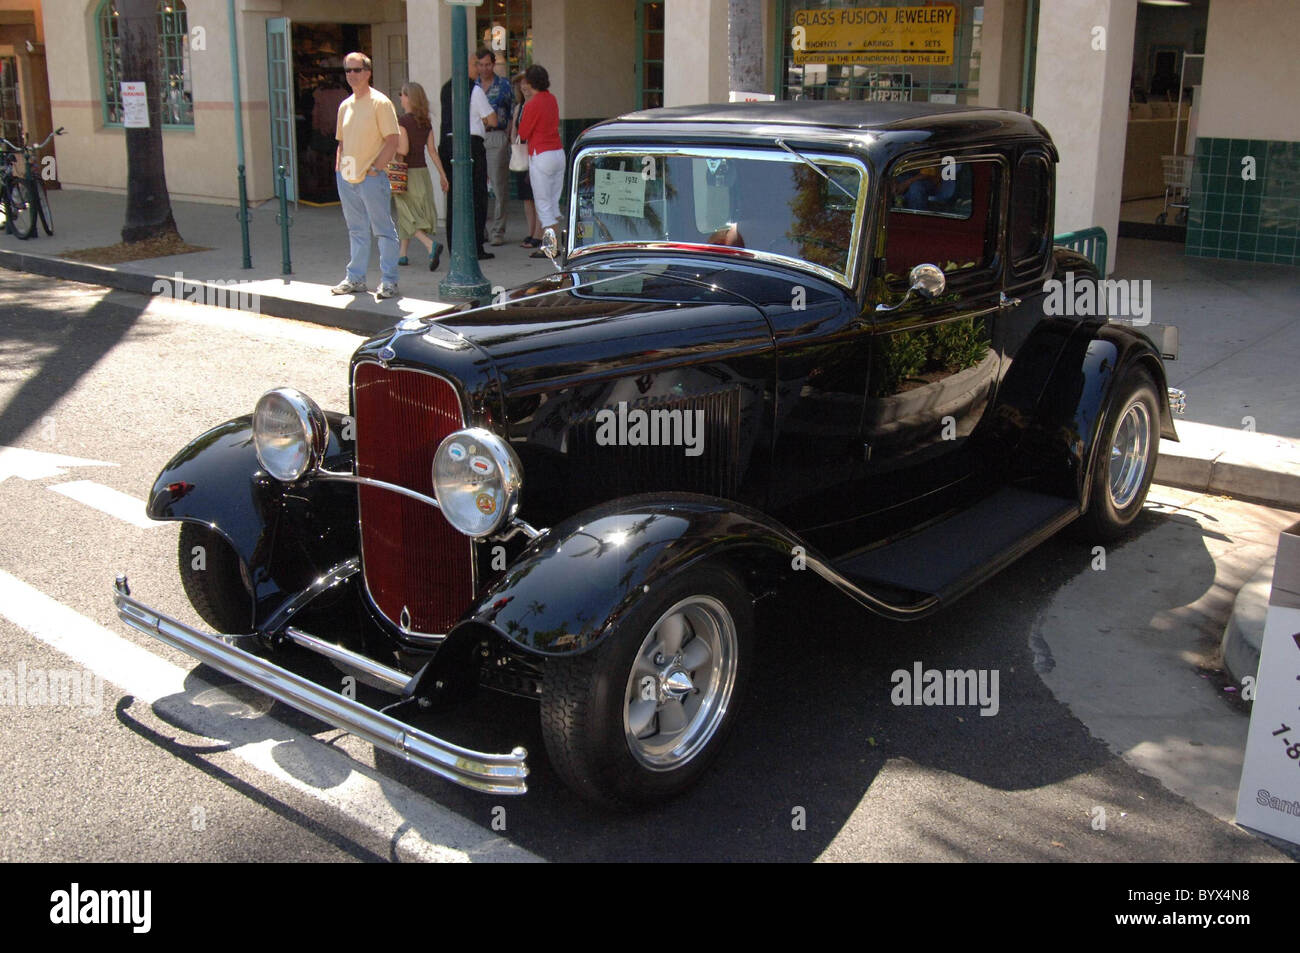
[
  {"left": 277, "top": 164, "right": 292, "bottom": 275},
  {"left": 439, "top": 4, "right": 491, "bottom": 300},
  {"left": 228, "top": 0, "right": 252, "bottom": 268},
  {"left": 1020, "top": 0, "right": 1038, "bottom": 114}
]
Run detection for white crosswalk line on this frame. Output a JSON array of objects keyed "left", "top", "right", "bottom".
[
  {"left": 47, "top": 480, "right": 160, "bottom": 529},
  {"left": 0, "top": 570, "right": 541, "bottom": 863}
]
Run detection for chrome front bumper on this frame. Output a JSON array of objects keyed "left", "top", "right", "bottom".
[{"left": 112, "top": 577, "right": 528, "bottom": 795}]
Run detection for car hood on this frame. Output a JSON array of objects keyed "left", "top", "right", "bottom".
[{"left": 412, "top": 258, "right": 776, "bottom": 397}]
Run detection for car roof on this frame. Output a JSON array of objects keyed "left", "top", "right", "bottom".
[{"left": 580, "top": 101, "right": 1056, "bottom": 161}]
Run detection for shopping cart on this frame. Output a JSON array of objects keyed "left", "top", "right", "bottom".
[{"left": 1157, "top": 154, "right": 1193, "bottom": 225}]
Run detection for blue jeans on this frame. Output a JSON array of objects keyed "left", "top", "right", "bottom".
[{"left": 337, "top": 171, "right": 399, "bottom": 286}]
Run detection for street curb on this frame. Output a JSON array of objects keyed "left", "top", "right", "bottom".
[
  {"left": 1155, "top": 421, "right": 1300, "bottom": 512},
  {"left": 0, "top": 247, "right": 407, "bottom": 338},
  {"left": 1221, "top": 556, "right": 1271, "bottom": 687}
]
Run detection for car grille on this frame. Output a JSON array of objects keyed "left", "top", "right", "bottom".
[{"left": 353, "top": 362, "right": 474, "bottom": 637}]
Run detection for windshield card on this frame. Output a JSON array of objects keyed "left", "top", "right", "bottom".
[{"left": 594, "top": 170, "right": 647, "bottom": 218}]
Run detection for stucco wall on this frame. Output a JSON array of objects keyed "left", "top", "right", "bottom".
[
  {"left": 1197, "top": 0, "right": 1300, "bottom": 142},
  {"left": 42, "top": 0, "right": 404, "bottom": 203}
]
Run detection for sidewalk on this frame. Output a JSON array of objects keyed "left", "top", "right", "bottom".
[{"left": 0, "top": 186, "right": 556, "bottom": 335}]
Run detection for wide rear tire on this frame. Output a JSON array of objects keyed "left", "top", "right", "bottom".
[{"left": 1076, "top": 366, "right": 1160, "bottom": 541}]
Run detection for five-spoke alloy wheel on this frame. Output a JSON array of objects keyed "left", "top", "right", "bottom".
[
  {"left": 1077, "top": 366, "right": 1161, "bottom": 541},
  {"left": 541, "top": 564, "right": 752, "bottom": 809}
]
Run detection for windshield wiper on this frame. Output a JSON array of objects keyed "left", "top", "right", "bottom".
[{"left": 774, "top": 138, "right": 857, "bottom": 201}]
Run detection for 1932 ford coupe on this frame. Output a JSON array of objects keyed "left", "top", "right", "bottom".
[{"left": 113, "top": 102, "right": 1182, "bottom": 808}]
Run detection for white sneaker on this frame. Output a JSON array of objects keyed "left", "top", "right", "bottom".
[
  {"left": 375, "top": 282, "right": 399, "bottom": 300},
  {"left": 331, "top": 278, "right": 366, "bottom": 295}
]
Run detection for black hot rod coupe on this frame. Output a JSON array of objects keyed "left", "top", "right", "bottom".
[{"left": 114, "top": 102, "right": 1182, "bottom": 808}]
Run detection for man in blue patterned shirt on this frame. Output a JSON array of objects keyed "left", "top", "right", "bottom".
[{"left": 475, "top": 48, "right": 514, "bottom": 246}]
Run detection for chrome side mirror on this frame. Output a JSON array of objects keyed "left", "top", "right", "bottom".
[
  {"left": 876, "top": 262, "right": 946, "bottom": 313},
  {"left": 541, "top": 227, "right": 565, "bottom": 271}
]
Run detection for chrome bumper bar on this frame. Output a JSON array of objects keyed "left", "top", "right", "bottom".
[
  {"left": 1167, "top": 387, "right": 1186, "bottom": 415},
  {"left": 112, "top": 576, "right": 528, "bottom": 795}
]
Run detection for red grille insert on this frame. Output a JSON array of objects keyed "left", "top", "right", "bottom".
[{"left": 354, "top": 362, "right": 473, "bottom": 636}]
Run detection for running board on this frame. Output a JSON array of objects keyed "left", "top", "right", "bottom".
[{"left": 831, "top": 487, "right": 1079, "bottom": 614}]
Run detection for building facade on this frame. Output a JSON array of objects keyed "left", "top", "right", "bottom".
[{"left": 0, "top": 0, "right": 1293, "bottom": 266}]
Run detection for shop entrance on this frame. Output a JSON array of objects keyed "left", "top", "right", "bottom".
[
  {"left": 1117, "top": 0, "right": 1208, "bottom": 241},
  {"left": 267, "top": 19, "right": 373, "bottom": 205}
]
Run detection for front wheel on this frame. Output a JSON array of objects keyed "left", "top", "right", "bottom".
[
  {"left": 1076, "top": 367, "right": 1160, "bottom": 541},
  {"left": 540, "top": 564, "right": 752, "bottom": 809},
  {"left": 178, "top": 522, "right": 254, "bottom": 634},
  {"left": 8, "top": 179, "right": 35, "bottom": 239}
]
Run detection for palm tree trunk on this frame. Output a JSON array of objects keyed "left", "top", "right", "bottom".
[
  {"left": 118, "top": 0, "right": 181, "bottom": 243},
  {"left": 728, "top": 0, "right": 765, "bottom": 94}
]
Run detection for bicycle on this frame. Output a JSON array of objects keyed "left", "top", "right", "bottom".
[{"left": 0, "top": 127, "right": 64, "bottom": 239}]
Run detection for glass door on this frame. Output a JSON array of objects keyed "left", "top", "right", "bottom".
[{"left": 266, "top": 16, "right": 298, "bottom": 202}]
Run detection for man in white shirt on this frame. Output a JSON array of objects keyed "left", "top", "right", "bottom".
[{"left": 439, "top": 65, "right": 499, "bottom": 260}]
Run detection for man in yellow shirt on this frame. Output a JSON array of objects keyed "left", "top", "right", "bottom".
[{"left": 332, "top": 52, "right": 401, "bottom": 300}]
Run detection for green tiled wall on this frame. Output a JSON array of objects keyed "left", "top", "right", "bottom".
[{"left": 1185, "top": 137, "right": 1300, "bottom": 265}]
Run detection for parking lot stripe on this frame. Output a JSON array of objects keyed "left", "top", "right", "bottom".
[
  {"left": 0, "top": 570, "right": 541, "bottom": 863},
  {"left": 47, "top": 480, "right": 161, "bottom": 529}
]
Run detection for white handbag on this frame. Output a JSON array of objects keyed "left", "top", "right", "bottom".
[{"left": 509, "top": 139, "right": 530, "bottom": 173}]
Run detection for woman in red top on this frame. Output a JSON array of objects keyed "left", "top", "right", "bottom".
[{"left": 517, "top": 64, "right": 564, "bottom": 253}]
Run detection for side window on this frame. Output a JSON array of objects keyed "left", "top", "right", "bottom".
[
  {"left": 884, "top": 157, "right": 1002, "bottom": 286},
  {"left": 1009, "top": 153, "right": 1052, "bottom": 274}
]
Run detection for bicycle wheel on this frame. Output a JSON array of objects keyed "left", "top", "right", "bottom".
[
  {"left": 35, "top": 178, "right": 52, "bottom": 235},
  {"left": 8, "top": 178, "right": 35, "bottom": 239}
]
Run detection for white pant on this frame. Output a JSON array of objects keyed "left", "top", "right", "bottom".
[{"left": 528, "top": 148, "right": 566, "bottom": 228}]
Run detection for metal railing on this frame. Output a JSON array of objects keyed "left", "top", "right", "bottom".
[{"left": 1054, "top": 226, "right": 1108, "bottom": 279}]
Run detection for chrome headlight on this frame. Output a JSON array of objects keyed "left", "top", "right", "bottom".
[
  {"left": 252, "top": 387, "right": 327, "bottom": 482},
  {"left": 432, "top": 428, "right": 522, "bottom": 537}
]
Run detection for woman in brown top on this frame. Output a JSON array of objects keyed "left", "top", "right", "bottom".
[{"left": 395, "top": 82, "right": 449, "bottom": 270}]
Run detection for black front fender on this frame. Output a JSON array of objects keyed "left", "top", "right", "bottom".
[
  {"left": 146, "top": 412, "right": 358, "bottom": 626},
  {"left": 456, "top": 494, "right": 802, "bottom": 656}
]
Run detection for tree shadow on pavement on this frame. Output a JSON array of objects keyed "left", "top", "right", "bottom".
[{"left": 0, "top": 274, "right": 153, "bottom": 447}]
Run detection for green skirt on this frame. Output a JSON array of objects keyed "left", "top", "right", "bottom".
[{"left": 394, "top": 166, "right": 437, "bottom": 239}]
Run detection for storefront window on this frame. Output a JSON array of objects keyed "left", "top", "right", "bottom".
[
  {"left": 97, "top": 0, "right": 193, "bottom": 128},
  {"left": 780, "top": 0, "right": 983, "bottom": 104},
  {"left": 477, "top": 0, "right": 533, "bottom": 78},
  {"left": 0, "top": 57, "right": 20, "bottom": 144}
]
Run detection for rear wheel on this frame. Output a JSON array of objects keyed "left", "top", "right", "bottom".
[
  {"left": 35, "top": 179, "right": 52, "bottom": 235},
  {"left": 540, "top": 564, "right": 752, "bottom": 809},
  {"left": 1076, "top": 367, "right": 1160, "bottom": 541},
  {"left": 8, "top": 179, "right": 34, "bottom": 239},
  {"left": 178, "top": 522, "right": 253, "bottom": 634}
]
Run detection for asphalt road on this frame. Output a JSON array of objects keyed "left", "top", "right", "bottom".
[{"left": 0, "top": 270, "right": 1289, "bottom": 862}]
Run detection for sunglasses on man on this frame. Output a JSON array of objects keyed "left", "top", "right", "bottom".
[{"left": 344, "top": 67, "right": 369, "bottom": 74}]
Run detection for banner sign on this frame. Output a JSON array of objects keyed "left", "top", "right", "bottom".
[
  {"left": 792, "top": 5, "right": 957, "bottom": 66},
  {"left": 1235, "top": 520, "right": 1300, "bottom": 847}
]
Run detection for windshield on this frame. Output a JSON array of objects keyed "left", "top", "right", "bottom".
[{"left": 570, "top": 147, "right": 867, "bottom": 284}]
